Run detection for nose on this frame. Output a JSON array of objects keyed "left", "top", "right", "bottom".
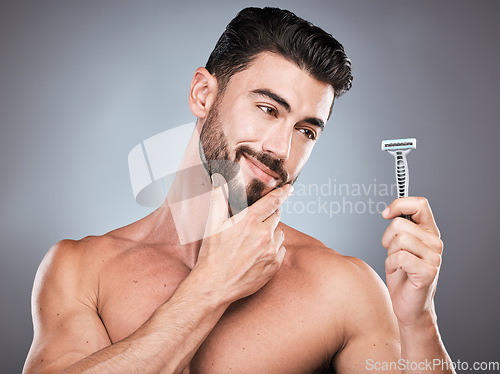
[{"left": 262, "top": 122, "right": 293, "bottom": 160}]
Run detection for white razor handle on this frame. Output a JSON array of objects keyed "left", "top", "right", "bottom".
[
  {"left": 381, "top": 138, "right": 416, "bottom": 221},
  {"left": 394, "top": 149, "right": 409, "bottom": 199},
  {"left": 392, "top": 149, "right": 411, "bottom": 220},
  {"left": 392, "top": 150, "right": 411, "bottom": 220}
]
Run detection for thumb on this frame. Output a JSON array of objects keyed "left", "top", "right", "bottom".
[{"left": 204, "top": 173, "right": 229, "bottom": 237}]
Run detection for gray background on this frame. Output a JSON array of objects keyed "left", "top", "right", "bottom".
[{"left": 1, "top": 0, "right": 499, "bottom": 372}]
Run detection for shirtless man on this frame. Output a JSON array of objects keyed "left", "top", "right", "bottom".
[{"left": 24, "top": 7, "right": 455, "bottom": 374}]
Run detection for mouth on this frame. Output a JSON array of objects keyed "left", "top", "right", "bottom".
[{"left": 240, "top": 153, "right": 280, "bottom": 187}]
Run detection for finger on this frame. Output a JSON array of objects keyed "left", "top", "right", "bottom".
[
  {"left": 248, "top": 184, "right": 293, "bottom": 222},
  {"left": 221, "top": 196, "right": 278, "bottom": 234},
  {"left": 273, "top": 226, "right": 285, "bottom": 247},
  {"left": 382, "top": 197, "right": 440, "bottom": 237},
  {"left": 381, "top": 217, "right": 444, "bottom": 255},
  {"left": 262, "top": 208, "right": 282, "bottom": 231},
  {"left": 385, "top": 251, "right": 439, "bottom": 287},
  {"left": 204, "top": 173, "right": 229, "bottom": 236},
  {"left": 386, "top": 231, "right": 442, "bottom": 268},
  {"left": 276, "top": 245, "right": 287, "bottom": 265},
  {"left": 258, "top": 244, "right": 287, "bottom": 265}
]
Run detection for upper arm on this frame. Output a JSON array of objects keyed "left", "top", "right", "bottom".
[
  {"left": 23, "top": 240, "right": 111, "bottom": 374},
  {"left": 332, "top": 257, "right": 402, "bottom": 374}
]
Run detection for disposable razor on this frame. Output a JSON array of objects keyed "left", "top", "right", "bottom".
[{"left": 381, "top": 138, "right": 416, "bottom": 220}]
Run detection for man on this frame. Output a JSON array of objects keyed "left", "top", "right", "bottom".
[{"left": 24, "top": 7, "right": 454, "bottom": 373}]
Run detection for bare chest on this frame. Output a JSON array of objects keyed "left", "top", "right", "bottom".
[{"left": 97, "top": 250, "right": 339, "bottom": 373}]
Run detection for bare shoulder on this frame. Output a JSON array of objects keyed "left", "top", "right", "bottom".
[
  {"left": 34, "top": 233, "right": 130, "bottom": 310},
  {"left": 35, "top": 212, "right": 151, "bottom": 304},
  {"left": 280, "top": 222, "right": 382, "bottom": 284},
  {"left": 25, "top": 233, "right": 134, "bottom": 373},
  {"left": 39, "top": 231, "right": 128, "bottom": 274},
  {"left": 279, "top": 222, "right": 396, "bottom": 329}
]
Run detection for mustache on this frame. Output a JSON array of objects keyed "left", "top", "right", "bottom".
[{"left": 234, "top": 145, "right": 289, "bottom": 184}]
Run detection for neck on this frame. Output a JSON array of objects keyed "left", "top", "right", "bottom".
[{"left": 147, "top": 121, "right": 216, "bottom": 252}]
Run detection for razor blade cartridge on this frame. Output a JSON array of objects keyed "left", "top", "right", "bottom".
[{"left": 381, "top": 138, "right": 416, "bottom": 151}]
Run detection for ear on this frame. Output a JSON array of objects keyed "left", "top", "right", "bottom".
[{"left": 189, "top": 67, "right": 219, "bottom": 119}]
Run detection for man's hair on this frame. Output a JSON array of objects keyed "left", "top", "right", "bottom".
[{"left": 205, "top": 7, "right": 353, "bottom": 99}]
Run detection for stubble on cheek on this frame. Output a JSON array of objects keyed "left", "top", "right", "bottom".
[{"left": 199, "top": 102, "right": 294, "bottom": 213}]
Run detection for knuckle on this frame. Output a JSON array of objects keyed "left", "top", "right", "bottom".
[
  {"left": 261, "top": 246, "right": 277, "bottom": 261},
  {"left": 272, "top": 197, "right": 281, "bottom": 208},
  {"left": 432, "top": 252, "right": 442, "bottom": 267},
  {"left": 396, "top": 231, "right": 410, "bottom": 243},
  {"left": 391, "top": 233, "right": 406, "bottom": 251},
  {"left": 385, "top": 255, "right": 397, "bottom": 270},
  {"left": 396, "top": 250, "right": 410, "bottom": 265},
  {"left": 391, "top": 217, "right": 406, "bottom": 231},
  {"left": 381, "top": 237, "right": 387, "bottom": 248},
  {"left": 247, "top": 213, "right": 259, "bottom": 226},
  {"left": 276, "top": 230, "right": 285, "bottom": 245},
  {"left": 436, "top": 228, "right": 442, "bottom": 239},
  {"left": 381, "top": 232, "right": 392, "bottom": 248},
  {"left": 268, "top": 231, "right": 276, "bottom": 244},
  {"left": 427, "top": 235, "right": 443, "bottom": 253},
  {"left": 271, "top": 244, "right": 280, "bottom": 256},
  {"left": 267, "top": 260, "right": 280, "bottom": 273},
  {"left": 389, "top": 237, "right": 400, "bottom": 251},
  {"left": 384, "top": 255, "right": 392, "bottom": 267},
  {"left": 274, "top": 226, "right": 283, "bottom": 238},
  {"left": 279, "top": 187, "right": 289, "bottom": 198},
  {"left": 393, "top": 249, "right": 404, "bottom": 261},
  {"left": 417, "top": 196, "right": 429, "bottom": 208},
  {"left": 396, "top": 216, "right": 409, "bottom": 226},
  {"left": 426, "top": 265, "right": 438, "bottom": 280},
  {"left": 435, "top": 237, "right": 444, "bottom": 252},
  {"left": 256, "top": 231, "right": 272, "bottom": 246}
]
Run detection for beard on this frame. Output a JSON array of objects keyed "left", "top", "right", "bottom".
[{"left": 199, "top": 100, "right": 290, "bottom": 214}]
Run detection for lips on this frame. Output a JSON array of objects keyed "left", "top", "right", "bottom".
[
  {"left": 246, "top": 154, "right": 280, "bottom": 178},
  {"left": 241, "top": 154, "right": 280, "bottom": 186}
]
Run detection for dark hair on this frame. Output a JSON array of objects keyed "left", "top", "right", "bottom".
[{"left": 206, "top": 7, "right": 353, "bottom": 98}]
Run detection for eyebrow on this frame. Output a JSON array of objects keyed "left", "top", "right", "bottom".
[
  {"left": 303, "top": 117, "right": 324, "bottom": 131},
  {"left": 251, "top": 89, "right": 291, "bottom": 112},
  {"left": 250, "top": 88, "right": 325, "bottom": 131}
]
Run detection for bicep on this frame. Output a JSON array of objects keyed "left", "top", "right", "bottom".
[
  {"left": 333, "top": 327, "right": 401, "bottom": 374},
  {"left": 24, "top": 242, "right": 111, "bottom": 374},
  {"left": 332, "top": 258, "right": 401, "bottom": 374}
]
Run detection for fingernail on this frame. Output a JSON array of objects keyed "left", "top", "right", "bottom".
[
  {"left": 288, "top": 184, "right": 294, "bottom": 194},
  {"left": 382, "top": 207, "right": 390, "bottom": 217}
]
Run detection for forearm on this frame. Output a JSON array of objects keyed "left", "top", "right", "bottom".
[
  {"left": 62, "top": 270, "right": 230, "bottom": 374},
  {"left": 399, "top": 314, "right": 455, "bottom": 374}
]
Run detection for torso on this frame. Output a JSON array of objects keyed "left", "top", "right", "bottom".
[{"left": 84, "top": 223, "right": 351, "bottom": 373}]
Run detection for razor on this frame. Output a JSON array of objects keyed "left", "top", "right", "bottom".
[{"left": 381, "top": 138, "right": 416, "bottom": 220}]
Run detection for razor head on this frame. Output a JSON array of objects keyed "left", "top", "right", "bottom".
[{"left": 381, "top": 138, "right": 417, "bottom": 151}]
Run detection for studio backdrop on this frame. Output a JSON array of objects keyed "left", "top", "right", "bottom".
[{"left": 0, "top": 1, "right": 499, "bottom": 372}]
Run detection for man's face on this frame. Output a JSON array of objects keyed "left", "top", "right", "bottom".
[{"left": 200, "top": 52, "right": 334, "bottom": 213}]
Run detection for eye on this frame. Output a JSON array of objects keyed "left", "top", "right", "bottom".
[
  {"left": 257, "top": 105, "right": 278, "bottom": 117},
  {"left": 299, "top": 128, "right": 317, "bottom": 141}
]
